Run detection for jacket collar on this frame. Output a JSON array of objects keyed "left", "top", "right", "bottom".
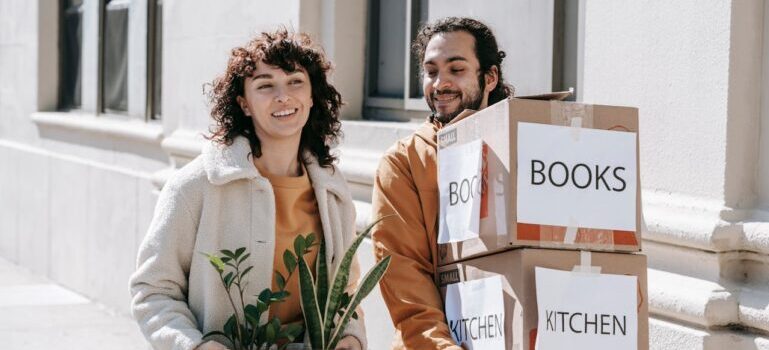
[{"left": 201, "top": 136, "right": 347, "bottom": 198}]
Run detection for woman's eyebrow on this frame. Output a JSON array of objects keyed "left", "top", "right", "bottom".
[{"left": 252, "top": 73, "right": 272, "bottom": 80}]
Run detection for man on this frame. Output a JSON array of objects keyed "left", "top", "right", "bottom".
[{"left": 371, "top": 17, "right": 513, "bottom": 349}]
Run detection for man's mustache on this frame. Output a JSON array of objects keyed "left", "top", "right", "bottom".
[{"left": 431, "top": 89, "right": 461, "bottom": 98}]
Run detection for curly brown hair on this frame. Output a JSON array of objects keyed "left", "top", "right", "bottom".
[{"left": 207, "top": 29, "right": 342, "bottom": 167}]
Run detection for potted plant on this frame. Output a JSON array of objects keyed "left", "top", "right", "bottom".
[{"left": 203, "top": 218, "right": 391, "bottom": 350}]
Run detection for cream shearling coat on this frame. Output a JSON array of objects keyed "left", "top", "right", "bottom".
[{"left": 130, "top": 136, "right": 366, "bottom": 350}]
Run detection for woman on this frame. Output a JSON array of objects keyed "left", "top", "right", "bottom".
[{"left": 130, "top": 29, "right": 364, "bottom": 350}]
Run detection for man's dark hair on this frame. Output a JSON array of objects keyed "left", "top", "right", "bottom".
[{"left": 412, "top": 17, "right": 513, "bottom": 105}]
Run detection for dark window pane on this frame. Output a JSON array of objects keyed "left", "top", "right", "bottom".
[
  {"left": 102, "top": 0, "right": 129, "bottom": 112},
  {"left": 368, "top": 0, "right": 406, "bottom": 98},
  {"left": 408, "top": 0, "right": 428, "bottom": 99},
  {"left": 59, "top": 0, "right": 83, "bottom": 110},
  {"left": 152, "top": 0, "right": 162, "bottom": 118}
]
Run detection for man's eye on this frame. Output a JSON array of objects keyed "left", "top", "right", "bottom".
[
  {"left": 290, "top": 79, "right": 304, "bottom": 85},
  {"left": 425, "top": 70, "right": 437, "bottom": 77},
  {"left": 257, "top": 84, "right": 273, "bottom": 90},
  {"left": 451, "top": 68, "right": 465, "bottom": 74}
]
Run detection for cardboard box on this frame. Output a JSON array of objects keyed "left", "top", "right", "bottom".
[
  {"left": 438, "top": 248, "right": 649, "bottom": 350},
  {"left": 437, "top": 97, "right": 641, "bottom": 265}
]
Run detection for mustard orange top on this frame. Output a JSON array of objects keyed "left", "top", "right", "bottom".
[{"left": 260, "top": 164, "right": 323, "bottom": 325}]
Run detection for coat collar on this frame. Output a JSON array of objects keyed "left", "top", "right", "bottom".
[{"left": 201, "top": 136, "right": 348, "bottom": 198}]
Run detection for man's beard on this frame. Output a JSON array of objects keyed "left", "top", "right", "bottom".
[{"left": 428, "top": 75, "right": 485, "bottom": 124}]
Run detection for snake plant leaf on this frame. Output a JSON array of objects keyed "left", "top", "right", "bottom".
[
  {"left": 328, "top": 255, "right": 391, "bottom": 349},
  {"left": 297, "top": 252, "right": 324, "bottom": 348},
  {"left": 322, "top": 216, "right": 385, "bottom": 338},
  {"left": 316, "top": 237, "right": 329, "bottom": 317}
]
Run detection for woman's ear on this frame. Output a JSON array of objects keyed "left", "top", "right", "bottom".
[
  {"left": 484, "top": 65, "right": 499, "bottom": 94},
  {"left": 236, "top": 95, "right": 251, "bottom": 117}
]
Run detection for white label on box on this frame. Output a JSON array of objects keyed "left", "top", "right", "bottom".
[
  {"left": 517, "top": 122, "right": 637, "bottom": 231},
  {"left": 438, "top": 139, "right": 483, "bottom": 243},
  {"left": 535, "top": 267, "right": 638, "bottom": 350},
  {"left": 444, "top": 275, "right": 506, "bottom": 350}
]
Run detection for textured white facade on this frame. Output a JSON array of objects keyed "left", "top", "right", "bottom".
[{"left": 0, "top": 1, "right": 768, "bottom": 349}]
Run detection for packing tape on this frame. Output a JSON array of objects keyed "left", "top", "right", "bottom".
[
  {"left": 564, "top": 217, "right": 579, "bottom": 244},
  {"left": 550, "top": 101, "right": 595, "bottom": 138},
  {"left": 572, "top": 250, "right": 602, "bottom": 274},
  {"left": 570, "top": 116, "right": 583, "bottom": 141}
]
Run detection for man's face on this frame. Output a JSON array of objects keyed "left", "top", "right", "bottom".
[{"left": 421, "top": 31, "right": 495, "bottom": 123}]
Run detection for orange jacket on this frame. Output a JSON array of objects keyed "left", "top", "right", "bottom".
[{"left": 371, "top": 121, "right": 462, "bottom": 350}]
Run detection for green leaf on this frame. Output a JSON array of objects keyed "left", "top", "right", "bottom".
[
  {"left": 220, "top": 256, "right": 232, "bottom": 264},
  {"left": 275, "top": 271, "right": 286, "bottom": 291},
  {"left": 305, "top": 232, "right": 316, "bottom": 247},
  {"left": 244, "top": 304, "right": 261, "bottom": 326},
  {"left": 202, "top": 330, "right": 228, "bottom": 339},
  {"left": 223, "top": 271, "right": 234, "bottom": 288},
  {"left": 235, "top": 247, "right": 246, "bottom": 259},
  {"left": 265, "top": 318, "right": 278, "bottom": 344},
  {"left": 316, "top": 238, "right": 329, "bottom": 319},
  {"left": 205, "top": 254, "right": 225, "bottom": 272},
  {"left": 298, "top": 251, "right": 324, "bottom": 348},
  {"left": 223, "top": 314, "right": 237, "bottom": 340},
  {"left": 239, "top": 252, "right": 251, "bottom": 264},
  {"left": 328, "top": 255, "right": 391, "bottom": 349},
  {"left": 258, "top": 289, "right": 272, "bottom": 304},
  {"left": 283, "top": 250, "right": 297, "bottom": 274},
  {"left": 256, "top": 300, "right": 268, "bottom": 314},
  {"left": 221, "top": 249, "right": 236, "bottom": 259},
  {"left": 241, "top": 266, "right": 254, "bottom": 278},
  {"left": 293, "top": 235, "right": 306, "bottom": 256},
  {"left": 322, "top": 217, "right": 387, "bottom": 340},
  {"left": 271, "top": 290, "right": 289, "bottom": 302}
]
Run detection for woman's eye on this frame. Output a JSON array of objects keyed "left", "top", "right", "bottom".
[
  {"left": 257, "top": 84, "right": 273, "bottom": 90},
  {"left": 451, "top": 68, "right": 465, "bottom": 74},
  {"left": 290, "top": 79, "right": 304, "bottom": 85},
  {"left": 425, "top": 70, "right": 437, "bottom": 77}
]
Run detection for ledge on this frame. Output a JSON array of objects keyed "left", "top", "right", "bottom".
[
  {"left": 31, "top": 111, "right": 163, "bottom": 145},
  {"left": 649, "top": 268, "right": 769, "bottom": 335}
]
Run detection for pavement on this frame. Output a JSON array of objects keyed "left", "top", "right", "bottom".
[{"left": 0, "top": 257, "right": 149, "bottom": 350}]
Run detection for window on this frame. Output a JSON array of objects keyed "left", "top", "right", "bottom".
[
  {"left": 101, "top": 0, "right": 129, "bottom": 113},
  {"left": 59, "top": 0, "right": 84, "bottom": 110},
  {"left": 56, "top": 0, "right": 162, "bottom": 120},
  {"left": 148, "top": 0, "right": 162, "bottom": 118},
  {"left": 365, "top": 0, "right": 429, "bottom": 112}
]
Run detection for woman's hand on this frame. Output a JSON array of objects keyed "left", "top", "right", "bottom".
[
  {"left": 195, "top": 341, "right": 230, "bottom": 350},
  {"left": 335, "top": 335, "right": 362, "bottom": 350}
]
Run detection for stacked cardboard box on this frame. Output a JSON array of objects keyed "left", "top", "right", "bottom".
[{"left": 435, "top": 95, "right": 648, "bottom": 350}]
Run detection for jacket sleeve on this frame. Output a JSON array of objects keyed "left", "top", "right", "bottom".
[
  {"left": 129, "top": 179, "right": 204, "bottom": 350},
  {"left": 371, "top": 147, "right": 462, "bottom": 350}
]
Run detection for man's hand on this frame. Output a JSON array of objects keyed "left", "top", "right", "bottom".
[
  {"left": 335, "top": 335, "right": 362, "bottom": 350},
  {"left": 195, "top": 341, "right": 229, "bottom": 350}
]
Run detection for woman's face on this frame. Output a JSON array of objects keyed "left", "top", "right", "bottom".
[{"left": 237, "top": 62, "right": 313, "bottom": 144}]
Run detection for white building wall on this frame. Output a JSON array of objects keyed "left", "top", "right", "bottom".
[{"left": 1, "top": 0, "right": 768, "bottom": 349}]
